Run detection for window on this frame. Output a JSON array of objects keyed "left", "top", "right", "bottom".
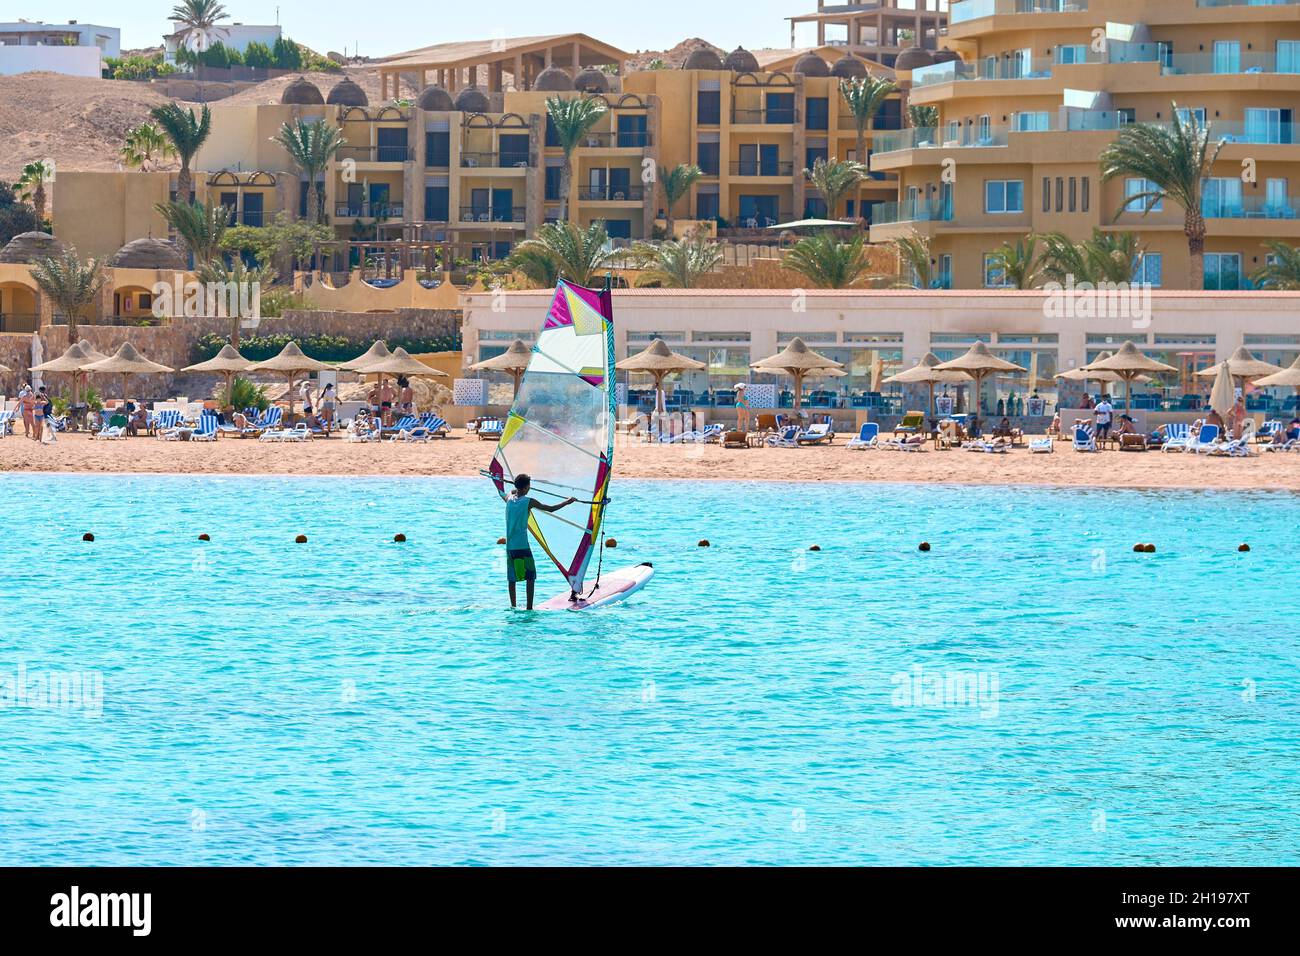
[
  {"left": 1008, "top": 48, "right": 1034, "bottom": 78},
  {"left": 696, "top": 192, "right": 720, "bottom": 220},
  {"left": 805, "top": 145, "right": 828, "bottom": 170},
  {"left": 1056, "top": 44, "right": 1088, "bottom": 65},
  {"left": 376, "top": 127, "right": 408, "bottom": 163},
  {"left": 805, "top": 96, "right": 829, "bottom": 131},
  {"left": 1244, "top": 107, "right": 1293, "bottom": 145},
  {"left": 1203, "top": 177, "right": 1243, "bottom": 216},
  {"left": 1265, "top": 178, "right": 1291, "bottom": 216},
  {"left": 1055, "top": 177, "right": 1063, "bottom": 212},
  {"left": 425, "top": 131, "right": 450, "bottom": 167},
  {"left": 544, "top": 165, "right": 562, "bottom": 201},
  {"left": 544, "top": 115, "right": 560, "bottom": 148},
  {"left": 617, "top": 114, "right": 648, "bottom": 147},
  {"left": 604, "top": 220, "right": 633, "bottom": 240},
  {"left": 765, "top": 93, "right": 795, "bottom": 125},
  {"left": 424, "top": 185, "right": 449, "bottom": 221},
  {"left": 1278, "top": 39, "right": 1300, "bottom": 74},
  {"left": 1068, "top": 177, "right": 1077, "bottom": 212},
  {"left": 1204, "top": 253, "right": 1241, "bottom": 290},
  {"left": 1175, "top": 107, "right": 1206, "bottom": 126},
  {"left": 499, "top": 133, "right": 529, "bottom": 167},
  {"left": 1212, "top": 40, "right": 1240, "bottom": 74},
  {"left": 697, "top": 90, "right": 721, "bottom": 125},
  {"left": 804, "top": 196, "right": 828, "bottom": 219},
  {"left": 1042, "top": 177, "right": 1051, "bottom": 212},
  {"left": 1081, "top": 176, "right": 1090, "bottom": 213},
  {"left": 697, "top": 140, "right": 720, "bottom": 176},
  {"left": 1134, "top": 252, "right": 1162, "bottom": 287},
  {"left": 937, "top": 254, "right": 953, "bottom": 290},
  {"left": 1125, "top": 178, "right": 1163, "bottom": 212},
  {"left": 1014, "top": 111, "right": 1050, "bottom": 132},
  {"left": 985, "top": 180, "right": 1023, "bottom": 214},
  {"left": 1117, "top": 108, "right": 1136, "bottom": 125},
  {"left": 983, "top": 253, "right": 1011, "bottom": 288},
  {"left": 945, "top": 120, "right": 960, "bottom": 144},
  {"left": 978, "top": 114, "right": 991, "bottom": 142}
]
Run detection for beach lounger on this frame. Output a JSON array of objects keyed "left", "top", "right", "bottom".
[
  {"left": 261, "top": 422, "right": 312, "bottom": 443},
  {"left": 881, "top": 433, "right": 928, "bottom": 451},
  {"left": 151, "top": 410, "right": 183, "bottom": 437},
  {"left": 91, "top": 424, "right": 127, "bottom": 440},
  {"left": 0, "top": 409, "right": 16, "bottom": 436},
  {"left": 476, "top": 418, "right": 504, "bottom": 440},
  {"left": 963, "top": 438, "right": 1010, "bottom": 453},
  {"left": 190, "top": 412, "right": 219, "bottom": 442},
  {"left": 1029, "top": 437, "right": 1053, "bottom": 454},
  {"left": 1188, "top": 423, "right": 1221, "bottom": 454},
  {"left": 420, "top": 415, "right": 449, "bottom": 437},
  {"left": 796, "top": 422, "right": 835, "bottom": 446},
  {"left": 1209, "top": 421, "right": 1255, "bottom": 457},
  {"left": 1258, "top": 420, "right": 1283, "bottom": 444},
  {"left": 765, "top": 425, "right": 802, "bottom": 448},
  {"left": 894, "top": 411, "right": 925, "bottom": 436},
  {"left": 1160, "top": 422, "right": 1193, "bottom": 453},
  {"left": 384, "top": 415, "right": 420, "bottom": 436},
  {"left": 1072, "top": 424, "right": 1097, "bottom": 452},
  {"left": 239, "top": 407, "right": 282, "bottom": 437},
  {"left": 846, "top": 422, "right": 880, "bottom": 449},
  {"left": 723, "top": 430, "right": 749, "bottom": 448}
]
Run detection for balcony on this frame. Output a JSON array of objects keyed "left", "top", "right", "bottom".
[
  {"left": 873, "top": 125, "right": 1012, "bottom": 154},
  {"left": 1202, "top": 194, "right": 1300, "bottom": 218},
  {"left": 730, "top": 160, "right": 795, "bottom": 177},
  {"left": 461, "top": 151, "right": 532, "bottom": 169},
  {"left": 950, "top": 0, "right": 1087, "bottom": 23},
  {"left": 912, "top": 57, "right": 1053, "bottom": 88},
  {"left": 337, "top": 145, "right": 414, "bottom": 163},
  {"left": 334, "top": 203, "right": 404, "bottom": 219},
  {"left": 1196, "top": 0, "right": 1300, "bottom": 6},
  {"left": 1066, "top": 115, "right": 1298, "bottom": 144},
  {"left": 871, "top": 198, "right": 953, "bottom": 226},
  {"left": 577, "top": 185, "right": 646, "bottom": 202},
  {"left": 578, "top": 131, "right": 652, "bottom": 149},
  {"left": 0, "top": 312, "right": 40, "bottom": 334},
  {"left": 459, "top": 206, "right": 527, "bottom": 224},
  {"left": 731, "top": 107, "right": 800, "bottom": 125}
]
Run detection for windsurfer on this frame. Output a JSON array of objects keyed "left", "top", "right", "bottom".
[{"left": 506, "top": 474, "right": 577, "bottom": 610}]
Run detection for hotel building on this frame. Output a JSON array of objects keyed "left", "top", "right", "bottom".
[{"left": 869, "top": 0, "right": 1300, "bottom": 291}]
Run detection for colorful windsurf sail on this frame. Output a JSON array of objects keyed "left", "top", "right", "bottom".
[{"left": 487, "top": 280, "right": 616, "bottom": 594}]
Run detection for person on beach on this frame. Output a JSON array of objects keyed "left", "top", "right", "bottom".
[
  {"left": 734, "top": 383, "right": 750, "bottom": 432},
  {"left": 1206, "top": 407, "right": 1226, "bottom": 435},
  {"left": 398, "top": 376, "right": 414, "bottom": 416},
  {"left": 505, "top": 473, "right": 577, "bottom": 611},
  {"left": 1230, "top": 395, "right": 1248, "bottom": 439},
  {"left": 126, "top": 404, "right": 148, "bottom": 437},
  {"left": 1093, "top": 396, "right": 1114, "bottom": 441},
  {"left": 30, "top": 386, "right": 48, "bottom": 442},
  {"left": 378, "top": 379, "right": 396, "bottom": 426},
  {"left": 1080, "top": 393, "right": 1095, "bottom": 411},
  {"left": 299, "top": 380, "right": 316, "bottom": 425},
  {"left": 17, "top": 386, "right": 35, "bottom": 439},
  {"left": 319, "top": 384, "right": 337, "bottom": 430}
]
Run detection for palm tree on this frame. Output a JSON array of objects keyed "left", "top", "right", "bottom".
[
  {"left": 784, "top": 232, "right": 876, "bottom": 289},
  {"left": 30, "top": 250, "right": 105, "bottom": 343},
  {"left": 155, "top": 198, "right": 230, "bottom": 267},
  {"left": 150, "top": 102, "right": 212, "bottom": 202},
  {"left": 170, "top": 0, "right": 230, "bottom": 55},
  {"left": 1099, "top": 104, "right": 1223, "bottom": 290},
  {"left": 1039, "top": 229, "right": 1140, "bottom": 285},
  {"left": 1251, "top": 240, "right": 1300, "bottom": 289},
  {"left": 840, "top": 73, "right": 897, "bottom": 219},
  {"left": 985, "top": 235, "right": 1043, "bottom": 289},
  {"left": 631, "top": 233, "right": 724, "bottom": 288},
  {"left": 545, "top": 96, "right": 608, "bottom": 221},
  {"left": 907, "top": 104, "right": 938, "bottom": 130},
  {"left": 120, "top": 122, "right": 177, "bottom": 171},
  {"left": 803, "top": 157, "right": 867, "bottom": 220},
  {"left": 658, "top": 163, "right": 703, "bottom": 237},
  {"left": 511, "top": 221, "right": 614, "bottom": 287},
  {"left": 889, "top": 231, "right": 934, "bottom": 288},
  {"left": 13, "top": 161, "right": 53, "bottom": 226},
  {"left": 505, "top": 244, "right": 561, "bottom": 289},
  {"left": 196, "top": 257, "right": 277, "bottom": 345},
  {"left": 272, "top": 119, "right": 347, "bottom": 224}
]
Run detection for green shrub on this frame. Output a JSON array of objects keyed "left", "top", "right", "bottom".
[
  {"left": 226, "top": 376, "right": 270, "bottom": 411},
  {"left": 242, "top": 41, "right": 275, "bottom": 69},
  {"left": 192, "top": 331, "right": 462, "bottom": 365}
]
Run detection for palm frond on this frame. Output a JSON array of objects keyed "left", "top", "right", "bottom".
[{"left": 784, "top": 232, "right": 876, "bottom": 289}]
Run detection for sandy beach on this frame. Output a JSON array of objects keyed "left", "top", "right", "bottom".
[{"left": 1, "top": 430, "right": 1297, "bottom": 490}]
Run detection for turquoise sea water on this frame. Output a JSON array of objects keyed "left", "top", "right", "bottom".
[{"left": 1, "top": 474, "right": 1297, "bottom": 866}]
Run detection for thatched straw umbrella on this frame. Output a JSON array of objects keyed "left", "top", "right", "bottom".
[
  {"left": 750, "top": 337, "right": 845, "bottom": 411},
  {"left": 361, "top": 347, "right": 450, "bottom": 382},
  {"left": 933, "top": 341, "right": 1026, "bottom": 419},
  {"left": 1056, "top": 350, "right": 1151, "bottom": 400},
  {"left": 183, "top": 344, "right": 254, "bottom": 409},
  {"left": 1194, "top": 345, "right": 1283, "bottom": 391},
  {"left": 30, "top": 341, "right": 96, "bottom": 403},
  {"left": 340, "top": 340, "right": 392, "bottom": 373},
  {"left": 883, "top": 351, "right": 972, "bottom": 417},
  {"left": 470, "top": 339, "right": 533, "bottom": 398},
  {"left": 616, "top": 338, "right": 707, "bottom": 413},
  {"left": 1252, "top": 354, "right": 1300, "bottom": 416},
  {"left": 1081, "top": 341, "right": 1178, "bottom": 412},
  {"left": 247, "top": 342, "right": 331, "bottom": 417},
  {"left": 82, "top": 342, "right": 174, "bottom": 411}
]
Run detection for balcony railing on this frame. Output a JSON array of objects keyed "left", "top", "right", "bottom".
[
  {"left": 1196, "top": 0, "right": 1300, "bottom": 6},
  {"left": 579, "top": 131, "right": 652, "bottom": 148},
  {"left": 0, "top": 312, "right": 40, "bottom": 334},
  {"left": 873, "top": 125, "right": 1013, "bottom": 153},
  {"left": 1202, "top": 195, "right": 1300, "bottom": 218},
  {"left": 337, "top": 145, "right": 414, "bottom": 163},
  {"left": 730, "top": 160, "right": 795, "bottom": 177},
  {"left": 461, "top": 151, "right": 532, "bottom": 168},
  {"left": 335, "top": 203, "right": 404, "bottom": 219},
  {"left": 913, "top": 57, "right": 1054, "bottom": 88},
  {"left": 1065, "top": 115, "right": 1298, "bottom": 144},
  {"left": 577, "top": 185, "right": 646, "bottom": 202},
  {"left": 731, "top": 107, "right": 800, "bottom": 125},
  {"left": 951, "top": 0, "right": 1087, "bottom": 23},
  {"left": 459, "top": 206, "right": 527, "bottom": 223},
  {"left": 871, "top": 198, "right": 954, "bottom": 226}
]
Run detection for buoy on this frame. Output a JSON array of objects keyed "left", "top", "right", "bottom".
[
  {"left": 82, "top": 533, "right": 95, "bottom": 542},
  {"left": 198, "top": 533, "right": 210, "bottom": 542},
  {"left": 1238, "top": 543, "right": 1250, "bottom": 552},
  {"left": 295, "top": 534, "right": 308, "bottom": 544},
  {"left": 809, "top": 545, "right": 821, "bottom": 552},
  {"left": 1133, "top": 543, "right": 1144, "bottom": 552},
  {"left": 496, "top": 537, "right": 506, "bottom": 545},
  {"left": 394, "top": 533, "right": 407, "bottom": 543},
  {"left": 918, "top": 541, "right": 931, "bottom": 552},
  {"left": 1143, "top": 543, "right": 1157, "bottom": 553},
  {"left": 605, "top": 538, "right": 617, "bottom": 548},
  {"left": 698, "top": 539, "right": 710, "bottom": 548}
]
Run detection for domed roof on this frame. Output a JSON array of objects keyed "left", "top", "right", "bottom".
[
  {"left": 533, "top": 66, "right": 574, "bottom": 91},
  {"left": 0, "top": 231, "right": 63, "bottom": 265},
  {"left": 417, "top": 84, "right": 453, "bottom": 111},
  {"left": 894, "top": 46, "right": 935, "bottom": 72},
  {"left": 326, "top": 77, "right": 369, "bottom": 107},
  {"left": 931, "top": 48, "right": 960, "bottom": 65},
  {"left": 682, "top": 48, "right": 725, "bottom": 71},
  {"left": 830, "top": 53, "right": 869, "bottom": 79},
  {"left": 280, "top": 76, "right": 324, "bottom": 105},
  {"left": 453, "top": 86, "right": 490, "bottom": 113},
  {"left": 109, "top": 237, "right": 186, "bottom": 270},
  {"left": 793, "top": 53, "right": 831, "bottom": 77},
  {"left": 724, "top": 46, "right": 761, "bottom": 73},
  {"left": 574, "top": 66, "right": 610, "bottom": 93}
]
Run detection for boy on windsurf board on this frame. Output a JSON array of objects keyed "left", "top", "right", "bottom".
[{"left": 505, "top": 473, "right": 577, "bottom": 610}]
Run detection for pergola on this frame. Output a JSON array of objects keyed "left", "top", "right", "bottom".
[{"left": 377, "top": 33, "right": 630, "bottom": 101}]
